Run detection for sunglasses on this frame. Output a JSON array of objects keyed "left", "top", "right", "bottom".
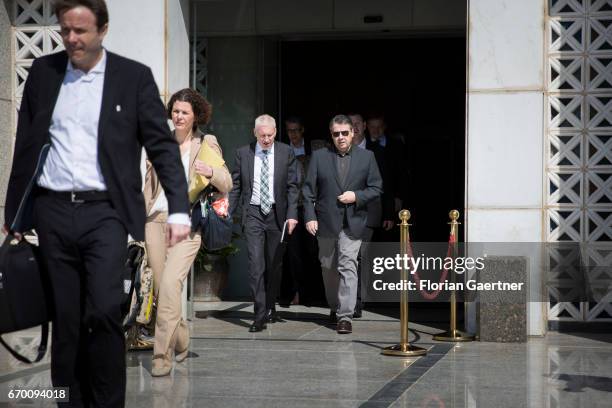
[{"left": 331, "top": 130, "right": 350, "bottom": 137}]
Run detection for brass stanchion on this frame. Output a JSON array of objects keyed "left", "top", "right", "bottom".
[
  {"left": 433, "top": 210, "right": 475, "bottom": 342},
  {"left": 382, "top": 210, "right": 427, "bottom": 357}
]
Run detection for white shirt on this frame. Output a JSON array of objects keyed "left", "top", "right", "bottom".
[
  {"left": 38, "top": 50, "right": 107, "bottom": 191},
  {"left": 250, "top": 143, "right": 275, "bottom": 206},
  {"left": 38, "top": 49, "right": 190, "bottom": 226}
]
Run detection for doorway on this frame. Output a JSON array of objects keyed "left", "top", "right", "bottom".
[{"left": 280, "top": 37, "right": 466, "bottom": 242}]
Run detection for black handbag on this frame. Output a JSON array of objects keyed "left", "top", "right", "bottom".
[
  {"left": 193, "top": 192, "right": 233, "bottom": 251},
  {"left": 0, "top": 234, "right": 52, "bottom": 363}
]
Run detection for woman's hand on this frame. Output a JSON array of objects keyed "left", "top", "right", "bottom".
[{"left": 194, "top": 159, "right": 213, "bottom": 178}]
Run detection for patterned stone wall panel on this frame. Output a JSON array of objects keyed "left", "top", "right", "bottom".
[
  {"left": 14, "top": 61, "right": 31, "bottom": 97},
  {"left": 548, "top": 208, "right": 584, "bottom": 241},
  {"left": 585, "top": 170, "right": 612, "bottom": 206},
  {"left": 14, "top": 0, "right": 57, "bottom": 25},
  {"left": 586, "top": 301, "right": 612, "bottom": 320},
  {"left": 15, "top": 28, "right": 44, "bottom": 60},
  {"left": 585, "top": 94, "right": 612, "bottom": 129},
  {"left": 583, "top": 244, "right": 612, "bottom": 313},
  {"left": 548, "top": 170, "right": 584, "bottom": 206},
  {"left": 549, "top": 55, "right": 585, "bottom": 92},
  {"left": 191, "top": 37, "right": 208, "bottom": 97},
  {"left": 14, "top": 0, "right": 45, "bottom": 25},
  {"left": 586, "top": 131, "right": 612, "bottom": 167},
  {"left": 546, "top": 0, "right": 612, "bottom": 323},
  {"left": 549, "top": 18, "right": 586, "bottom": 53},
  {"left": 586, "top": 16, "right": 612, "bottom": 54},
  {"left": 550, "top": 0, "right": 586, "bottom": 17},
  {"left": 549, "top": 94, "right": 584, "bottom": 130},
  {"left": 586, "top": 209, "right": 612, "bottom": 241},
  {"left": 44, "top": 28, "right": 63, "bottom": 54},
  {"left": 589, "top": 0, "right": 612, "bottom": 14},
  {"left": 548, "top": 300, "right": 585, "bottom": 320},
  {"left": 548, "top": 131, "right": 583, "bottom": 168},
  {"left": 586, "top": 55, "right": 612, "bottom": 92}
]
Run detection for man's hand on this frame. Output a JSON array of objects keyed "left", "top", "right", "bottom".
[
  {"left": 337, "top": 191, "right": 356, "bottom": 204},
  {"left": 166, "top": 223, "right": 190, "bottom": 247},
  {"left": 286, "top": 219, "right": 298, "bottom": 235},
  {"left": 306, "top": 221, "right": 318, "bottom": 236},
  {"left": 382, "top": 220, "right": 394, "bottom": 231},
  {"left": 194, "top": 159, "right": 213, "bottom": 178}
]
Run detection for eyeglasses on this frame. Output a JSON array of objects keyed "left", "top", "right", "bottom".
[
  {"left": 331, "top": 130, "right": 350, "bottom": 138},
  {"left": 287, "top": 128, "right": 302, "bottom": 133}
]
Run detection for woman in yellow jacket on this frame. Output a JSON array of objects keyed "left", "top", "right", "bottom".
[{"left": 144, "top": 88, "right": 232, "bottom": 376}]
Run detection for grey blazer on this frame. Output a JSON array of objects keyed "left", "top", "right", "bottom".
[{"left": 302, "top": 146, "right": 383, "bottom": 239}]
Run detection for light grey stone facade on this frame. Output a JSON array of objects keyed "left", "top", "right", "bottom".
[{"left": 0, "top": 0, "right": 13, "bottom": 230}]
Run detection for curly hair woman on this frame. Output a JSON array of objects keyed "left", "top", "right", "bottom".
[{"left": 143, "top": 88, "right": 232, "bottom": 376}]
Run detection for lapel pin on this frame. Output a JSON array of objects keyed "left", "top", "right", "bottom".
[{"left": 116, "top": 105, "right": 121, "bottom": 112}]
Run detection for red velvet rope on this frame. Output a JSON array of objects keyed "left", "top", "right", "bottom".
[{"left": 407, "top": 233, "right": 456, "bottom": 300}]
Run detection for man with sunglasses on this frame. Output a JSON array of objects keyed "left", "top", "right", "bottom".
[{"left": 302, "top": 115, "right": 382, "bottom": 334}]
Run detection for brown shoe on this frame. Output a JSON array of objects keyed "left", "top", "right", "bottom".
[{"left": 337, "top": 320, "right": 352, "bottom": 334}]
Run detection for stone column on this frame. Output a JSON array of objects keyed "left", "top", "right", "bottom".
[
  {"left": 465, "top": 0, "right": 547, "bottom": 336},
  {"left": 105, "top": 0, "right": 190, "bottom": 103},
  {"left": 0, "top": 0, "right": 13, "bottom": 230}
]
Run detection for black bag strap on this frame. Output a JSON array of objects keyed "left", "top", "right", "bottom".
[{"left": 0, "top": 323, "right": 49, "bottom": 364}]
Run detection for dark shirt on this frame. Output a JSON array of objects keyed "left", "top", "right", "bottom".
[
  {"left": 336, "top": 147, "right": 352, "bottom": 187},
  {"left": 335, "top": 147, "right": 353, "bottom": 228}
]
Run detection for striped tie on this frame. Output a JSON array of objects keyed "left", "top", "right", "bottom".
[{"left": 260, "top": 150, "right": 271, "bottom": 214}]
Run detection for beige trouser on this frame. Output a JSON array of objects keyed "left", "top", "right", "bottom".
[{"left": 145, "top": 212, "right": 201, "bottom": 363}]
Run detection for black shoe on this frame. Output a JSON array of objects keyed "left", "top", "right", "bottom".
[
  {"left": 329, "top": 311, "right": 337, "bottom": 324},
  {"left": 353, "top": 306, "right": 363, "bottom": 319},
  {"left": 249, "top": 321, "right": 267, "bottom": 332},
  {"left": 266, "top": 309, "right": 284, "bottom": 323},
  {"left": 337, "top": 320, "right": 352, "bottom": 334}
]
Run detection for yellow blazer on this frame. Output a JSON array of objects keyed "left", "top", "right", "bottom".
[{"left": 144, "top": 130, "right": 232, "bottom": 215}]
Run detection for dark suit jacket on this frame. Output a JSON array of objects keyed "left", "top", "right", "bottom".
[
  {"left": 302, "top": 146, "right": 383, "bottom": 239},
  {"left": 364, "top": 139, "right": 395, "bottom": 227},
  {"left": 229, "top": 141, "right": 299, "bottom": 228},
  {"left": 4, "top": 51, "right": 189, "bottom": 241}
]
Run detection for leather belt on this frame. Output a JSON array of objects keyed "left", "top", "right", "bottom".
[{"left": 39, "top": 188, "right": 110, "bottom": 203}]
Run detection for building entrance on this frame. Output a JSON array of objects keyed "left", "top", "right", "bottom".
[
  {"left": 280, "top": 37, "right": 466, "bottom": 242},
  {"left": 276, "top": 37, "right": 466, "bottom": 320}
]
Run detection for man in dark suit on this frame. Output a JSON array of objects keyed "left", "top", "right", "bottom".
[
  {"left": 3, "top": 1, "right": 190, "bottom": 406},
  {"left": 303, "top": 115, "right": 382, "bottom": 334},
  {"left": 229, "top": 114, "right": 299, "bottom": 332},
  {"left": 282, "top": 116, "right": 317, "bottom": 306},
  {"left": 348, "top": 113, "right": 394, "bottom": 318},
  {"left": 366, "top": 114, "right": 404, "bottom": 241}
]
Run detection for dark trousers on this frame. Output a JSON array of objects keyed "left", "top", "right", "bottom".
[
  {"left": 34, "top": 194, "right": 127, "bottom": 408},
  {"left": 283, "top": 207, "right": 317, "bottom": 302},
  {"left": 245, "top": 204, "right": 283, "bottom": 322}
]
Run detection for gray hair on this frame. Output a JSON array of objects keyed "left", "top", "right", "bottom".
[
  {"left": 254, "top": 114, "right": 276, "bottom": 131},
  {"left": 329, "top": 114, "right": 353, "bottom": 130}
]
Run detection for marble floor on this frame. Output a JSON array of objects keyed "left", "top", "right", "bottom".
[{"left": 1, "top": 302, "right": 611, "bottom": 407}]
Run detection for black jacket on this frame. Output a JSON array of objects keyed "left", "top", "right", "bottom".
[
  {"left": 229, "top": 141, "right": 299, "bottom": 228},
  {"left": 302, "top": 146, "right": 383, "bottom": 239},
  {"left": 4, "top": 51, "right": 189, "bottom": 240}
]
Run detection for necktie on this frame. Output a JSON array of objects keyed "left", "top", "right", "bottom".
[{"left": 260, "top": 150, "right": 271, "bottom": 214}]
